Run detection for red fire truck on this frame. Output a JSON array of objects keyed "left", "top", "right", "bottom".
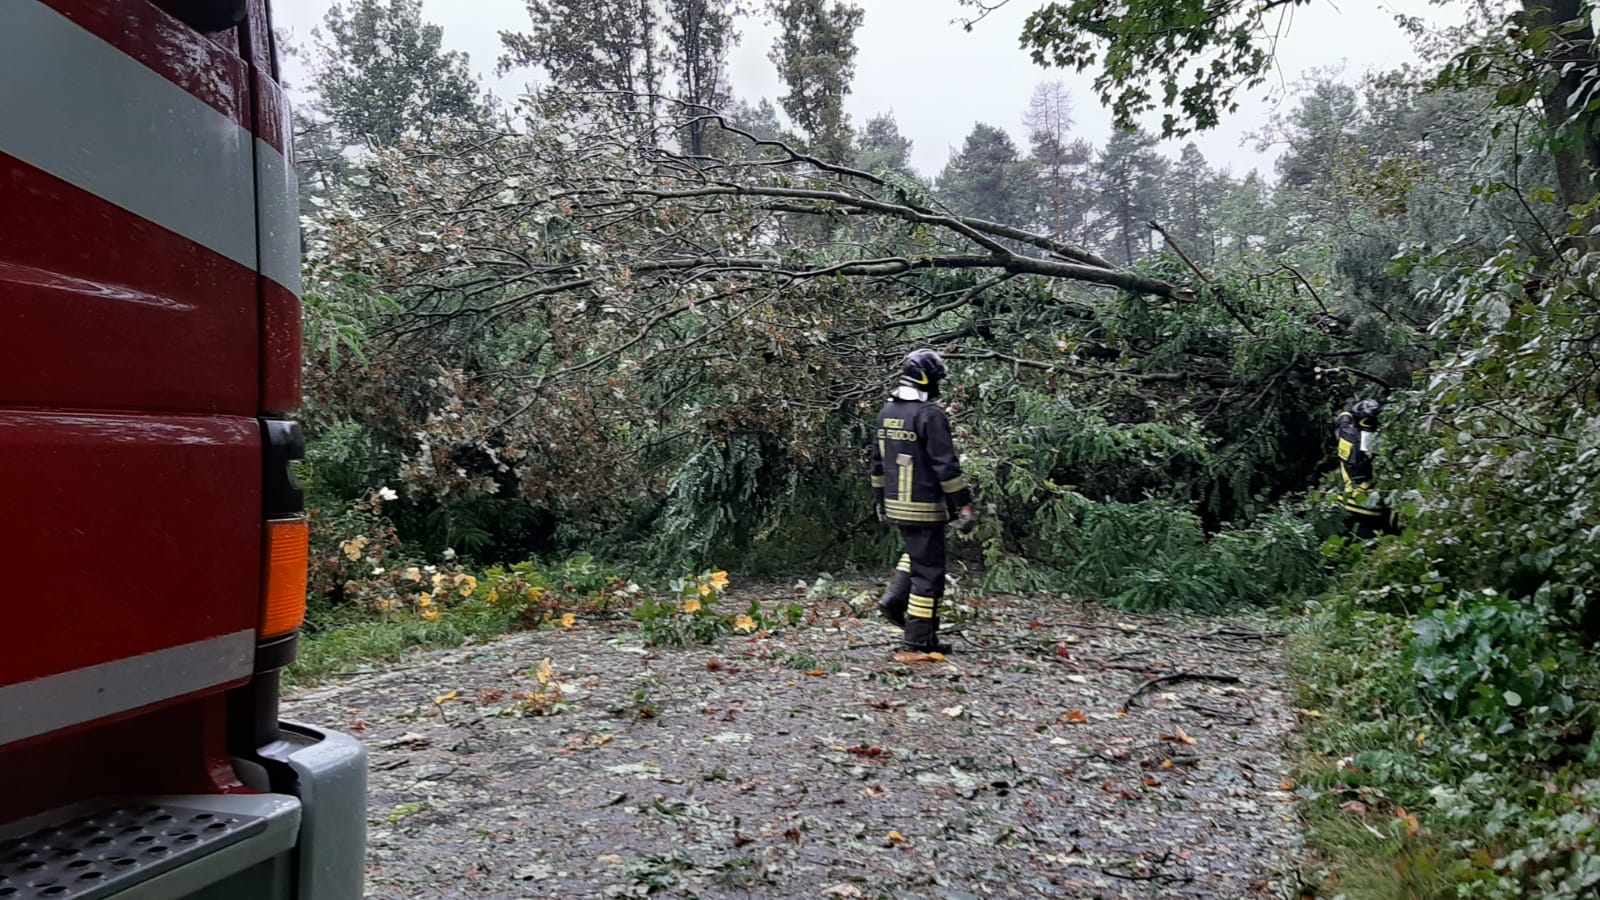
[{"left": 0, "top": 1, "right": 366, "bottom": 897}]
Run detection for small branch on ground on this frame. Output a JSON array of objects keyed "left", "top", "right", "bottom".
[{"left": 1121, "top": 672, "right": 1243, "bottom": 712}]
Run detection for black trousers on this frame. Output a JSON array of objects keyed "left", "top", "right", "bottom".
[
  {"left": 880, "top": 524, "right": 947, "bottom": 647},
  {"left": 1346, "top": 508, "right": 1397, "bottom": 539}
]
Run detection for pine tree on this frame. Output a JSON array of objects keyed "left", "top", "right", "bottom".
[
  {"left": 766, "top": 0, "right": 864, "bottom": 163},
  {"left": 1022, "top": 81, "right": 1094, "bottom": 244},
  {"left": 855, "top": 112, "right": 916, "bottom": 178},
  {"left": 1094, "top": 129, "right": 1166, "bottom": 265},
  {"left": 937, "top": 123, "right": 1031, "bottom": 227},
  {"left": 1164, "top": 143, "right": 1225, "bottom": 266}
]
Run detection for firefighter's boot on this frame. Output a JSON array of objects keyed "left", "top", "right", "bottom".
[
  {"left": 877, "top": 559, "right": 911, "bottom": 627},
  {"left": 903, "top": 599, "right": 951, "bottom": 654}
]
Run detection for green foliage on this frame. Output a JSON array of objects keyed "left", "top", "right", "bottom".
[
  {"left": 1409, "top": 591, "right": 1583, "bottom": 747},
  {"left": 936, "top": 122, "right": 1032, "bottom": 227},
  {"left": 1015, "top": 0, "right": 1297, "bottom": 136},
  {"left": 310, "top": 0, "right": 488, "bottom": 146},
  {"left": 289, "top": 595, "right": 520, "bottom": 686},
  {"left": 633, "top": 570, "right": 737, "bottom": 647},
  {"left": 1295, "top": 212, "right": 1600, "bottom": 898},
  {"left": 765, "top": 0, "right": 864, "bottom": 161}
]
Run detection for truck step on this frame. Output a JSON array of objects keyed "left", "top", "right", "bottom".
[{"left": 0, "top": 802, "right": 265, "bottom": 900}]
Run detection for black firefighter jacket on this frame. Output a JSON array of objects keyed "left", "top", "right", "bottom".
[
  {"left": 870, "top": 397, "right": 973, "bottom": 525},
  {"left": 1335, "top": 411, "right": 1383, "bottom": 518}
]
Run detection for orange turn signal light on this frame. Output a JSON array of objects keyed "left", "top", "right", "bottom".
[{"left": 262, "top": 517, "right": 310, "bottom": 639}]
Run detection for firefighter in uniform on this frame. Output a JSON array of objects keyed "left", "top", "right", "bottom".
[
  {"left": 1335, "top": 399, "right": 1389, "bottom": 538},
  {"left": 870, "top": 350, "right": 977, "bottom": 653}
]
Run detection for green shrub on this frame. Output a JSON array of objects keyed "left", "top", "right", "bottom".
[{"left": 1409, "top": 590, "right": 1583, "bottom": 748}]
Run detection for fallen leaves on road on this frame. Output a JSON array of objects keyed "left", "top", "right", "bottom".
[{"left": 285, "top": 586, "right": 1298, "bottom": 897}]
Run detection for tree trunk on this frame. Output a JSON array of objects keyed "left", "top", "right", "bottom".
[{"left": 1525, "top": 0, "right": 1600, "bottom": 218}]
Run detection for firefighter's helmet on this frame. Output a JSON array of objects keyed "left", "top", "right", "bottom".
[{"left": 901, "top": 349, "right": 947, "bottom": 387}]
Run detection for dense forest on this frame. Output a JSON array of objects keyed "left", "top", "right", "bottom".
[{"left": 286, "top": 0, "right": 1600, "bottom": 894}]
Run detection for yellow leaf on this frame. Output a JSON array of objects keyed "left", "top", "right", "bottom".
[
  {"left": 455, "top": 574, "right": 478, "bottom": 597},
  {"left": 421, "top": 607, "right": 440, "bottom": 621},
  {"left": 698, "top": 584, "right": 712, "bottom": 597},
  {"left": 404, "top": 566, "right": 423, "bottom": 582},
  {"left": 593, "top": 734, "right": 613, "bottom": 747},
  {"left": 1063, "top": 710, "right": 1088, "bottom": 724},
  {"left": 536, "top": 658, "right": 554, "bottom": 686},
  {"left": 1175, "top": 725, "right": 1197, "bottom": 746},
  {"left": 598, "top": 854, "right": 624, "bottom": 865},
  {"left": 559, "top": 613, "right": 577, "bottom": 628},
  {"left": 340, "top": 536, "right": 367, "bottom": 561},
  {"left": 1416, "top": 731, "right": 1427, "bottom": 747},
  {"left": 433, "top": 690, "right": 458, "bottom": 705},
  {"left": 733, "top": 614, "right": 757, "bottom": 633},
  {"left": 926, "top": 652, "right": 946, "bottom": 661},
  {"left": 683, "top": 596, "right": 703, "bottom": 614},
  {"left": 887, "top": 830, "right": 904, "bottom": 842},
  {"left": 1279, "top": 779, "right": 1296, "bottom": 791},
  {"left": 709, "top": 571, "right": 730, "bottom": 592},
  {"left": 806, "top": 669, "right": 826, "bottom": 677},
  {"left": 1297, "top": 708, "right": 1323, "bottom": 719},
  {"left": 1161, "top": 759, "right": 1174, "bottom": 770},
  {"left": 418, "top": 591, "right": 433, "bottom": 608},
  {"left": 487, "top": 589, "right": 499, "bottom": 604}
]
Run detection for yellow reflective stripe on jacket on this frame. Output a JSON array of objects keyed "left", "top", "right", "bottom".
[
  {"left": 884, "top": 500, "right": 947, "bottom": 523},
  {"left": 896, "top": 554, "right": 911, "bottom": 573},
  {"left": 941, "top": 476, "right": 967, "bottom": 494},
  {"left": 870, "top": 475, "right": 885, "bottom": 488},
  {"left": 908, "top": 594, "right": 937, "bottom": 618}
]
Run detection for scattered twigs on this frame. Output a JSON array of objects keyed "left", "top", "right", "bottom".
[{"left": 1121, "top": 672, "right": 1243, "bottom": 712}]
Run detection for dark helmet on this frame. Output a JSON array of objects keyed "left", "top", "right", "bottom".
[
  {"left": 1354, "top": 398, "right": 1382, "bottom": 426},
  {"left": 900, "top": 349, "right": 948, "bottom": 395}
]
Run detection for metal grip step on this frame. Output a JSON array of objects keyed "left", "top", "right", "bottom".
[{"left": 0, "top": 803, "right": 265, "bottom": 900}]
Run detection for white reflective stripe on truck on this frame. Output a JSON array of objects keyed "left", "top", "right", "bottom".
[
  {"left": 0, "top": 630, "right": 255, "bottom": 745},
  {"left": 0, "top": 0, "right": 299, "bottom": 293},
  {"left": 255, "top": 138, "right": 302, "bottom": 297}
]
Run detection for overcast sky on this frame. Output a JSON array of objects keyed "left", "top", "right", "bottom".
[{"left": 269, "top": 0, "right": 1455, "bottom": 180}]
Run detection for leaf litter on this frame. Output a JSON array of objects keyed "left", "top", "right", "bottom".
[{"left": 284, "top": 586, "right": 1301, "bottom": 898}]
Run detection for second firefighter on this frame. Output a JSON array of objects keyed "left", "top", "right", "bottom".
[{"left": 870, "top": 349, "right": 977, "bottom": 654}]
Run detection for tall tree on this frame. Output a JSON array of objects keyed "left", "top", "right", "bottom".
[
  {"left": 766, "top": 0, "right": 864, "bottom": 163},
  {"left": 663, "top": 0, "right": 741, "bottom": 155},
  {"left": 1214, "top": 170, "right": 1272, "bottom": 258},
  {"left": 310, "top": 0, "right": 486, "bottom": 146},
  {"left": 1095, "top": 129, "right": 1166, "bottom": 265},
  {"left": 1164, "top": 143, "right": 1225, "bottom": 266},
  {"left": 1022, "top": 81, "right": 1094, "bottom": 244},
  {"left": 501, "top": 0, "right": 663, "bottom": 124},
  {"left": 855, "top": 112, "right": 916, "bottom": 178},
  {"left": 936, "top": 123, "right": 1031, "bottom": 227}
]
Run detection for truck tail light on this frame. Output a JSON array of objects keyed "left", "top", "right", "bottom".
[{"left": 261, "top": 518, "right": 308, "bottom": 639}]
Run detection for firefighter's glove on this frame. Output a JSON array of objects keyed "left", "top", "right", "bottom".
[{"left": 957, "top": 507, "right": 979, "bottom": 534}]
